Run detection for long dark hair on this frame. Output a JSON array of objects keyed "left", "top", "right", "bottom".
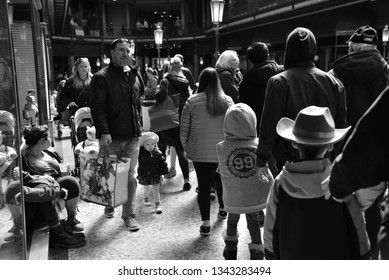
[
  {"left": 22, "top": 125, "right": 48, "bottom": 146},
  {"left": 197, "top": 67, "right": 230, "bottom": 117}
]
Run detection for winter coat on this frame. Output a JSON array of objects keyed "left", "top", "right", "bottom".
[
  {"left": 216, "top": 67, "right": 240, "bottom": 103},
  {"left": 217, "top": 103, "right": 273, "bottom": 214},
  {"left": 137, "top": 147, "right": 169, "bottom": 181},
  {"left": 180, "top": 91, "right": 233, "bottom": 162},
  {"left": 257, "top": 27, "right": 347, "bottom": 166},
  {"left": 57, "top": 76, "right": 92, "bottom": 114},
  {"left": 90, "top": 63, "right": 145, "bottom": 140},
  {"left": 155, "top": 72, "right": 189, "bottom": 116},
  {"left": 239, "top": 60, "right": 284, "bottom": 127},
  {"left": 329, "top": 49, "right": 389, "bottom": 128},
  {"left": 264, "top": 159, "right": 370, "bottom": 260}
]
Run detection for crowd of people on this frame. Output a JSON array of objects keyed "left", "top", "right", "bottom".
[{"left": 2, "top": 24, "right": 389, "bottom": 260}]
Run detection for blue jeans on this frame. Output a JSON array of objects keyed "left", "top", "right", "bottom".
[
  {"left": 227, "top": 212, "right": 262, "bottom": 244},
  {"left": 106, "top": 138, "right": 139, "bottom": 220}
]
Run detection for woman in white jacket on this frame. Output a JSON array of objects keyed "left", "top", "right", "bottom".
[{"left": 180, "top": 67, "right": 234, "bottom": 236}]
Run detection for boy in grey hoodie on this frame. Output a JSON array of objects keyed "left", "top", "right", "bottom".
[{"left": 216, "top": 103, "right": 273, "bottom": 260}]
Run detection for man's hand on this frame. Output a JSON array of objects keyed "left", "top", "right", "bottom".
[
  {"left": 257, "top": 166, "right": 271, "bottom": 183},
  {"left": 100, "top": 134, "right": 112, "bottom": 146}
]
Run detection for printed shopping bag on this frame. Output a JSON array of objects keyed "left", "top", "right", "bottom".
[{"left": 80, "top": 147, "right": 130, "bottom": 207}]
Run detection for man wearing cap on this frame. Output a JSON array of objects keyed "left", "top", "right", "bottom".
[
  {"left": 90, "top": 38, "right": 145, "bottom": 231},
  {"left": 329, "top": 25, "right": 389, "bottom": 131},
  {"left": 328, "top": 25, "right": 389, "bottom": 259},
  {"left": 256, "top": 27, "right": 347, "bottom": 178},
  {"left": 264, "top": 106, "right": 370, "bottom": 260}
]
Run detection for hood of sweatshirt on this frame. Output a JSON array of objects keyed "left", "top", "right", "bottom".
[
  {"left": 223, "top": 103, "right": 257, "bottom": 140},
  {"left": 332, "top": 49, "right": 388, "bottom": 83},
  {"left": 278, "top": 159, "right": 331, "bottom": 199},
  {"left": 284, "top": 27, "right": 317, "bottom": 70}
]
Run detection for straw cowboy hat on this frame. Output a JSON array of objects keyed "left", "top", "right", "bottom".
[{"left": 276, "top": 106, "right": 351, "bottom": 146}]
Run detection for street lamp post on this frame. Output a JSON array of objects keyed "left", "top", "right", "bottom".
[
  {"left": 154, "top": 25, "right": 163, "bottom": 70},
  {"left": 210, "top": 0, "right": 225, "bottom": 65},
  {"left": 382, "top": 25, "right": 389, "bottom": 62}
]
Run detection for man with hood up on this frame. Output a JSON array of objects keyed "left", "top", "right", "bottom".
[
  {"left": 328, "top": 25, "right": 389, "bottom": 260},
  {"left": 256, "top": 27, "right": 347, "bottom": 179}
]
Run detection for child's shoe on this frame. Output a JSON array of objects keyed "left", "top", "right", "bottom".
[
  {"left": 144, "top": 197, "right": 152, "bottom": 206},
  {"left": 249, "top": 243, "right": 265, "bottom": 260},
  {"left": 223, "top": 233, "right": 238, "bottom": 260},
  {"left": 155, "top": 202, "right": 162, "bottom": 214},
  {"left": 218, "top": 209, "right": 228, "bottom": 219}
]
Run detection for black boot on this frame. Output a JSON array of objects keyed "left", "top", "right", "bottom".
[
  {"left": 49, "top": 224, "right": 86, "bottom": 249},
  {"left": 249, "top": 243, "right": 264, "bottom": 260},
  {"left": 223, "top": 233, "right": 238, "bottom": 260}
]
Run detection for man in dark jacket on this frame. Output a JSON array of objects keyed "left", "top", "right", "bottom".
[
  {"left": 327, "top": 86, "right": 389, "bottom": 259},
  {"left": 239, "top": 42, "right": 284, "bottom": 132},
  {"left": 329, "top": 25, "right": 389, "bottom": 131},
  {"left": 328, "top": 25, "right": 389, "bottom": 259},
  {"left": 90, "top": 38, "right": 145, "bottom": 231},
  {"left": 256, "top": 27, "right": 347, "bottom": 178}
]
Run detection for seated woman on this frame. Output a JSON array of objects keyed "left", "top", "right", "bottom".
[
  {"left": 20, "top": 125, "right": 84, "bottom": 231},
  {"left": 5, "top": 171, "right": 86, "bottom": 248}
]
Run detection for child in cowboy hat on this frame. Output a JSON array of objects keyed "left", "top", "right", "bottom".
[
  {"left": 263, "top": 105, "right": 370, "bottom": 260},
  {"left": 137, "top": 132, "right": 169, "bottom": 214}
]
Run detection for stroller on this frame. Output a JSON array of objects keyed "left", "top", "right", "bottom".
[
  {"left": 0, "top": 110, "right": 17, "bottom": 209},
  {"left": 69, "top": 107, "right": 94, "bottom": 176}
]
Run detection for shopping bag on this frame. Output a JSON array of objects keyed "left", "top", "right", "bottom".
[
  {"left": 80, "top": 146, "right": 130, "bottom": 207},
  {"left": 148, "top": 93, "right": 180, "bottom": 132}
]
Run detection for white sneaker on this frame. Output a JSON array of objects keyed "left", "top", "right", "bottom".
[{"left": 143, "top": 198, "right": 152, "bottom": 206}]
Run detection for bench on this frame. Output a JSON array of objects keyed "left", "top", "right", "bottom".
[{"left": 28, "top": 226, "right": 50, "bottom": 260}]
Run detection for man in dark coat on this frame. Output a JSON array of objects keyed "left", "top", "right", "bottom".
[
  {"left": 256, "top": 27, "right": 347, "bottom": 178},
  {"left": 90, "top": 38, "right": 145, "bottom": 231},
  {"left": 328, "top": 25, "right": 389, "bottom": 259},
  {"left": 239, "top": 42, "right": 284, "bottom": 133}
]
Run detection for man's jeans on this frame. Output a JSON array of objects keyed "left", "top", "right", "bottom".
[{"left": 106, "top": 138, "right": 139, "bottom": 220}]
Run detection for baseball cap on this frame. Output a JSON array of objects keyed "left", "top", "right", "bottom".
[{"left": 347, "top": 25, "right": 378, "bottom": 45}]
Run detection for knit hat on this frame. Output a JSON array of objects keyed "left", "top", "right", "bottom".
[
  {"left": 276, "top": 106, "right": 351, "bottom": 146},
  {"left": 139, "top": 131, "right": 159, "bottom": 147},
  {"left": 347, "top": 25, "right": 378, "bottom": 45}
]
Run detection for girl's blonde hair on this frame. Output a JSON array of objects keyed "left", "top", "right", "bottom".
[{"left": 72, "top": 57, "right": 93, "bottom": 88}]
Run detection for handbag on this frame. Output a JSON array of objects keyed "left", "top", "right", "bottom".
[
  {"left": 148, "top": 79, "right": 180, "bottom": 132},
  {"left": 79, "top": 146, "right": 131, "bottom": 207}
]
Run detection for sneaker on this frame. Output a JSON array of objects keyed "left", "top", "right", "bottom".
[
  {"left": 165, "top": 167, "right": 177, "bottom": 178},
  {"left": 104, "top": 206, "right": 114, "bottom": 218},
  {"left": 199, "top": 225, "right": 211, "bottom": 236},
  {"left": 4, "top": 224, "right": 22, "bottom": 242},
  {"left": 210, "top": 187, "right": 216, "bottom": 200},
  {"left": 218, "top": 209, "right": 228, "bottom": 219},
  {"left": 125, "top": 216, "right": 140, "bottom": 232},
  {"left": 60, "top": 220, "right": 85, "bottom": 239},
  {"left": 143, "top": 197, "right": 152, "bottom": 206},
  {"left": 67, "top": 213, "right": 84, "bottom": 232},
  {"left": 183, "top": 182, "right": 192, "bottom": 191},
  {"left": 155, "top": 203, "right": 162, "bottom": 214}
]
